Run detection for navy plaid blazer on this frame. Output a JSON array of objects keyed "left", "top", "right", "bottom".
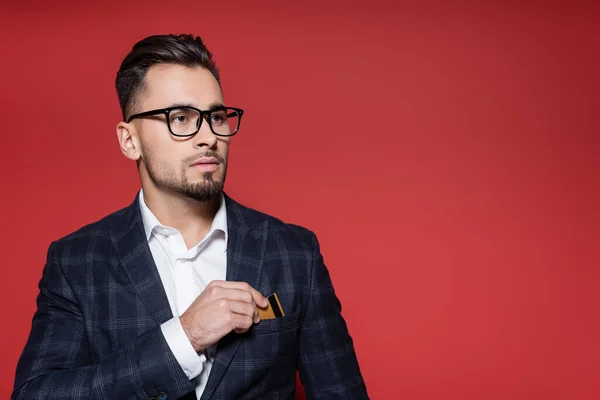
[{"left": 13, "top": 193, "right": 368, "bottom": 399}]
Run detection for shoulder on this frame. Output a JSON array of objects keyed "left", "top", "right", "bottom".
[
  {"left": 225, "top": 195, "right": 318, "bottom": 250},
  {"left": 50, "top": 201, "right": 135, "bottom": 255}
]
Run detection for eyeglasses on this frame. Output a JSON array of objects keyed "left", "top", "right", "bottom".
[{"left": 126, "top": 106, "right": 244, "bottom": 137}]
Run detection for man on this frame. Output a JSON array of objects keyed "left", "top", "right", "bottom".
[{"left": 12, "top": 34, "right": 368, "bottom": 399}]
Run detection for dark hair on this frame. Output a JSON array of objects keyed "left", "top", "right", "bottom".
[{"left": 115, "top": 34, "right": 220, "bottom": 120}]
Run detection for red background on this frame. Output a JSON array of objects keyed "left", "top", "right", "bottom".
[{"left": 1, "top": 1, "right": 599, "bottom": 399}]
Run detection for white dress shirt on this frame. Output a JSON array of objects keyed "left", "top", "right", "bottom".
[{"left": 138, "top": 190, "right": 228, "bottom": 399}]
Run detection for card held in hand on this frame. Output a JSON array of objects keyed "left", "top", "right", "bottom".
[{"left": 258, "top": 293, "right": 285, "bottom": 320}]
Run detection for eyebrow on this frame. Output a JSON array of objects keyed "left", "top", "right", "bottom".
[{"left": 169, "top": 102, "right": 225, "bottom": 110}]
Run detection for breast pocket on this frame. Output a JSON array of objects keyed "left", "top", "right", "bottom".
[
  {"left": 241, "top": 311, "right": 302, "bottom": 374},
  {"left": 251, "top": 312, "right": 301, "bottom": 335}
]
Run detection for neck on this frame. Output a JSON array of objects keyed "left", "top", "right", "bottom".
[{"left": 142, "top": 185, "right": 221, "bottom": 248}]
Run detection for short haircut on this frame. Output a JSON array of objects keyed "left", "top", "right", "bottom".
[{"left": 115, "top": 33, "right": 220, "bottom": 120}]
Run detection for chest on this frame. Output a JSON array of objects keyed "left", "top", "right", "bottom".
[{"left": 149, "top": 232, "right": 227, "bottom": 316}]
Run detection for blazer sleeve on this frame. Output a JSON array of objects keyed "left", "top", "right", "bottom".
[
  {"left": 297, "top": 232, "right": 369, "bottom": 399},
  {"left": 12, "top": 241, "right": 195, "bottom": 400}
]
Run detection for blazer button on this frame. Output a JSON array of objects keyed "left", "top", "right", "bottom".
[{"left": 158, "top": 392, "right": 168, "bottom": 400}]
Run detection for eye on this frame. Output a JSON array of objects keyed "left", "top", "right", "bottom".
[
  {"left": 210, "top": 111, "right": 227, "bottom": 125},
  {"left": 169, "top": 108, "right": 198, "bottom": 126},
  {"left": 172, "top": 115, "right": 189, "bottom": 124}
]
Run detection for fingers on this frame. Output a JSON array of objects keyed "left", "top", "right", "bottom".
[
  {"left": 210, "top": 286, "right": 254, "bottom": 304},
  {"left": 218, "top": 301, "right": 254, "bottom": 333},
  {"left": 182, "top": 281, "right": 269, "bottom": 351},
  {"left": 208, "top": 280, "right": 268, "bottom": 307},
  {"left": 216, "top": 298, "right": 259, "bottom": 324},
  {"left": 249, "top": 287, "right": 269, "bottom": 308},
  {"left": 232, "top": 314, "right": 254, "bottom": 334}
]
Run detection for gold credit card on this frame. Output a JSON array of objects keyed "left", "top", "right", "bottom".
[{"left": 257, "top": 293, "right": 285, "bottom": 320}]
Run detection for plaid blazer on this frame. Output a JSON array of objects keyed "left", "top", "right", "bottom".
[{"left": 13, "top": 193, "right": 368, "bottom": 400}]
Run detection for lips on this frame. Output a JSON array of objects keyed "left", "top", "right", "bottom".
[{"left": 190, "top": 157, "right": 220, "bottom": 167}]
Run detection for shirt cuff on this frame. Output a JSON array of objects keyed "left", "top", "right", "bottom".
[{"left": 161, "top": 317, "right": 206, "bottom": 380}]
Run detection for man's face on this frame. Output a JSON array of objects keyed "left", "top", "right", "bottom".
[{"left": 131, "top": 64, "right": 229, "bottom": 202}]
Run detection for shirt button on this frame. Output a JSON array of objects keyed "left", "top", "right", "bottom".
[{"left": 158, "top": 392, "right": 168, "bottom": 400}]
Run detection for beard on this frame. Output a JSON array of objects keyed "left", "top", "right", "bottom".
[
  {"left": 179, "top": 172, "right": 225, "bottom": 201},
  {"left": 142, "top": 150, "right": 227, "bottom": 202}
]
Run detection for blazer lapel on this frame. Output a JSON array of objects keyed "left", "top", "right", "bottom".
[
  {"left": 201, "top": 194, "right": 268, "bottom": 400},
  {"left": 110, "top": 193, "right": 173, "bottom": 326}
]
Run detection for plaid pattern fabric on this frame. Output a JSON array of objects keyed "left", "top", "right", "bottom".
[{"left": 12, "top": 193, "right": 368, "bottom": 399}]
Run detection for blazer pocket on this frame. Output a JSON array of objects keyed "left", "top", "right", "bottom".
[{"left": 251, "top": 311, "right": 301, "bottom": 334}]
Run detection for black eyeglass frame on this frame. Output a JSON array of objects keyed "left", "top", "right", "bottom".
[{"left": 126, "top": 106, "right": 244, "bottom": 137}]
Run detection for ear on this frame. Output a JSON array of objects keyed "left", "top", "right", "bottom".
[{"left": 116, "top": 121, "right": 141, "bottom": 161}]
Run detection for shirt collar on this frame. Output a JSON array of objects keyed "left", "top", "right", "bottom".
[{"left": 138, "top": 189, "right": 228, "bottom": 248}]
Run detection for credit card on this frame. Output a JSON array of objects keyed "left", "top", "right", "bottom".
[{"left": 257, "top": 293, "right": 285, "bottom": 320}]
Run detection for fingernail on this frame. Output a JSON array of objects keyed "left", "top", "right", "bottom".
[{"left": 263, "top": 298, "right": 268, "bottom": 307}]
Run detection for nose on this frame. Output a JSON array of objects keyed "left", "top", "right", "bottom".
[{"left": 192, "top": 118, "right": 218, "bottom": 149}]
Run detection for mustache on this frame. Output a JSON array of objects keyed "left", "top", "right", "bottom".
[{"left": 185, "top": 151, "right": 225, "bottom": 166}]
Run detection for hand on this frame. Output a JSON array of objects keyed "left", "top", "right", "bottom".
[{"left": 179, "top": 280, "right": 268, "bottom": 352}]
